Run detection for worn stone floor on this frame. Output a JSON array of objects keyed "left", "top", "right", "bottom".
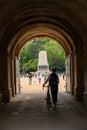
[{"left": 0, "top": 77, "right": 87, "bottom": 130}]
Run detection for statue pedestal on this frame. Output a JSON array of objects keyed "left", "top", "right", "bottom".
[{"left": 37, "top": 51, "right": 49, "bottom": 75}]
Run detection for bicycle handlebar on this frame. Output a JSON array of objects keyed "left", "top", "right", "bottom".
[{"left": 42, "top": 85, "right": 49, "bottom": 90}]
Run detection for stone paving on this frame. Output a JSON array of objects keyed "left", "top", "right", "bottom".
[{"left": 0, "top": 76, "right": 87, "bottom": 130}]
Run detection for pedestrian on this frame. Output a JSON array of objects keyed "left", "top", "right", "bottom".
[
  {"left": 43, "top": 67, "right": 59, "bottom": 109},
  {"left": 44, "top": 71, "right": 48, "bottom": 82},
  {"left": 38, "top": 72, "right": 42, "bottom": 84},
  {"left": 62, "top": 72, "right": 65, "bottom": 80},
  {"left": 28, "top": 71, "right": 33, "bottom": 85}
]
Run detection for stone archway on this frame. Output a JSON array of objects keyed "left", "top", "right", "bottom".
[
  {"left": 3, "top": 18, "right": 82, "bottom": 103},
  {"left": 0, "top": 10, "right": 83, "bottom": 103}
]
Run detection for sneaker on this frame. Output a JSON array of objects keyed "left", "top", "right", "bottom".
[{"left": 53, "top": 103, "right": 57, "bottom": 110}]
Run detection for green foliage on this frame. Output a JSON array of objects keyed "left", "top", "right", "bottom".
[
  {"left": 23, "top": 59, "right": 38, "bottom": 73},
  {"left": 19, "top": 37, "right": 65, "bottom": 73}
]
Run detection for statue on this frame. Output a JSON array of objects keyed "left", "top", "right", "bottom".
[{"left": 37, "top": 51, "right": 49, "bottom": 75}]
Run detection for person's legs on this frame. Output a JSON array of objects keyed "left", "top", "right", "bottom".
[
  {"left": 39, "top": 79, "right": 41, "bottom": 84},
  {"left": 51, "top": 87, "right": 58, "bottom": 109},
  {"left": 29, "top": 78, "right": 32, "bottom": 85}
]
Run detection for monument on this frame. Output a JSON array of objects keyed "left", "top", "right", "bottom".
[{"left": 37, "top": 51, "right": 49, "bottom": 75}]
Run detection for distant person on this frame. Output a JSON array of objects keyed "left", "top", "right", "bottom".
[
  {"left": 43, "top": 67, "right": 59, "bottom": 109},
  {"left": 28, "top": 72, "right": 33, "bottom": 85},
  {"left": 44, "top": 72, "right": 48, "bottom": 82},
  {"left": 33, "top": 72, "right": 37, "bottom": 83},
  {"left": 38, "top": 72, "right": 42, "bottom": 84},
  {"left": 26, "top": 73, "right": 28, "bottom": 77},
  {"left": 62, "top": 72, "right": 65, "bottom": 80}
]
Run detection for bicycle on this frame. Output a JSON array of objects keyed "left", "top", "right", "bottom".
[{"left": 44, "top": 85, "right": 52, "bottom": 111}]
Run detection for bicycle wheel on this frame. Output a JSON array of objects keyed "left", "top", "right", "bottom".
[{"left": 47, "top": 90, "right": 51, "bottom": 111}]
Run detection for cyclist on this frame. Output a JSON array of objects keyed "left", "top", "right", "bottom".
[{"left": 43, "top": 67, "right": 59, "bottom": 109}]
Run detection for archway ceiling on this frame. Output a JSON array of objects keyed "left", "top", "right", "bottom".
[
  {"left": 9, "top": 23, "right": 74, "bottom": 56},
  {"left": 0, "top": 0, "right": 86, "bottom": 55},
  {"left": 0, "top": 0, "right": 86, "bottom": 29}
]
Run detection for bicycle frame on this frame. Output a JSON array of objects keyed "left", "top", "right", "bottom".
[{"left": 46, "top": 86, "right": 52, "bottom": 111}]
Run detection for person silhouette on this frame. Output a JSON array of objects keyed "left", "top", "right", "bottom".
[{"left": 43, "top": 67, "right": 59, "bottom": 109}]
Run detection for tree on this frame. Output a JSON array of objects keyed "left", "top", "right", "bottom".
[{"left": 19, "top": 38, "right": 65, "bottom": 73}]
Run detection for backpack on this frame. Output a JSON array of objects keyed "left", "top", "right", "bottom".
[{"left": 49, "top": 73, "right": 58, "bottom": 87}]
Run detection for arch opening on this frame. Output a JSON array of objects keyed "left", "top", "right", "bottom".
[
  {"left": 8, "top": 23, "right": 75, "bottom": 100},
  {"left": 8, "top": 23, "right": 75, "bottom": 57},
  {"left": 2, "top": 19, "right": 83, "bottom": 103},
  {"left": 19, "top": 37, "right": 66, "bottom": 94}
]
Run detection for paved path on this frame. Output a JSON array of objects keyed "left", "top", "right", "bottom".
[{"left": 0, "top": 77, "right": 87, "bottom": 130}]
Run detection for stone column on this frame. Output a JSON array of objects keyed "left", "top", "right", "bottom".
[
  {"left": 0, "top": 51, "right": 12, "bottom": 103},
  {"left": 70, "top": 53, "right": 75, "bottom": 95},
  {"left": 65, "top": 54, "right": 75, "bottom": 94},
  {"left": 0, "top": 49, "right": 2, "bottom": 104},
  {"left": 10, "top": 55, "right": 15, "bottom": 97},
  {"left": 83, "top": 49, "right": 87, "bottom": 105},
  {"left": 74, "top": 50, "right": 84, "bottom": 101},
  {"left": 14, "top": 57, "right": 21, "bottom": 94},
  {"left": 65, "top": 55, "right": 71, "bottom": 92}
]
